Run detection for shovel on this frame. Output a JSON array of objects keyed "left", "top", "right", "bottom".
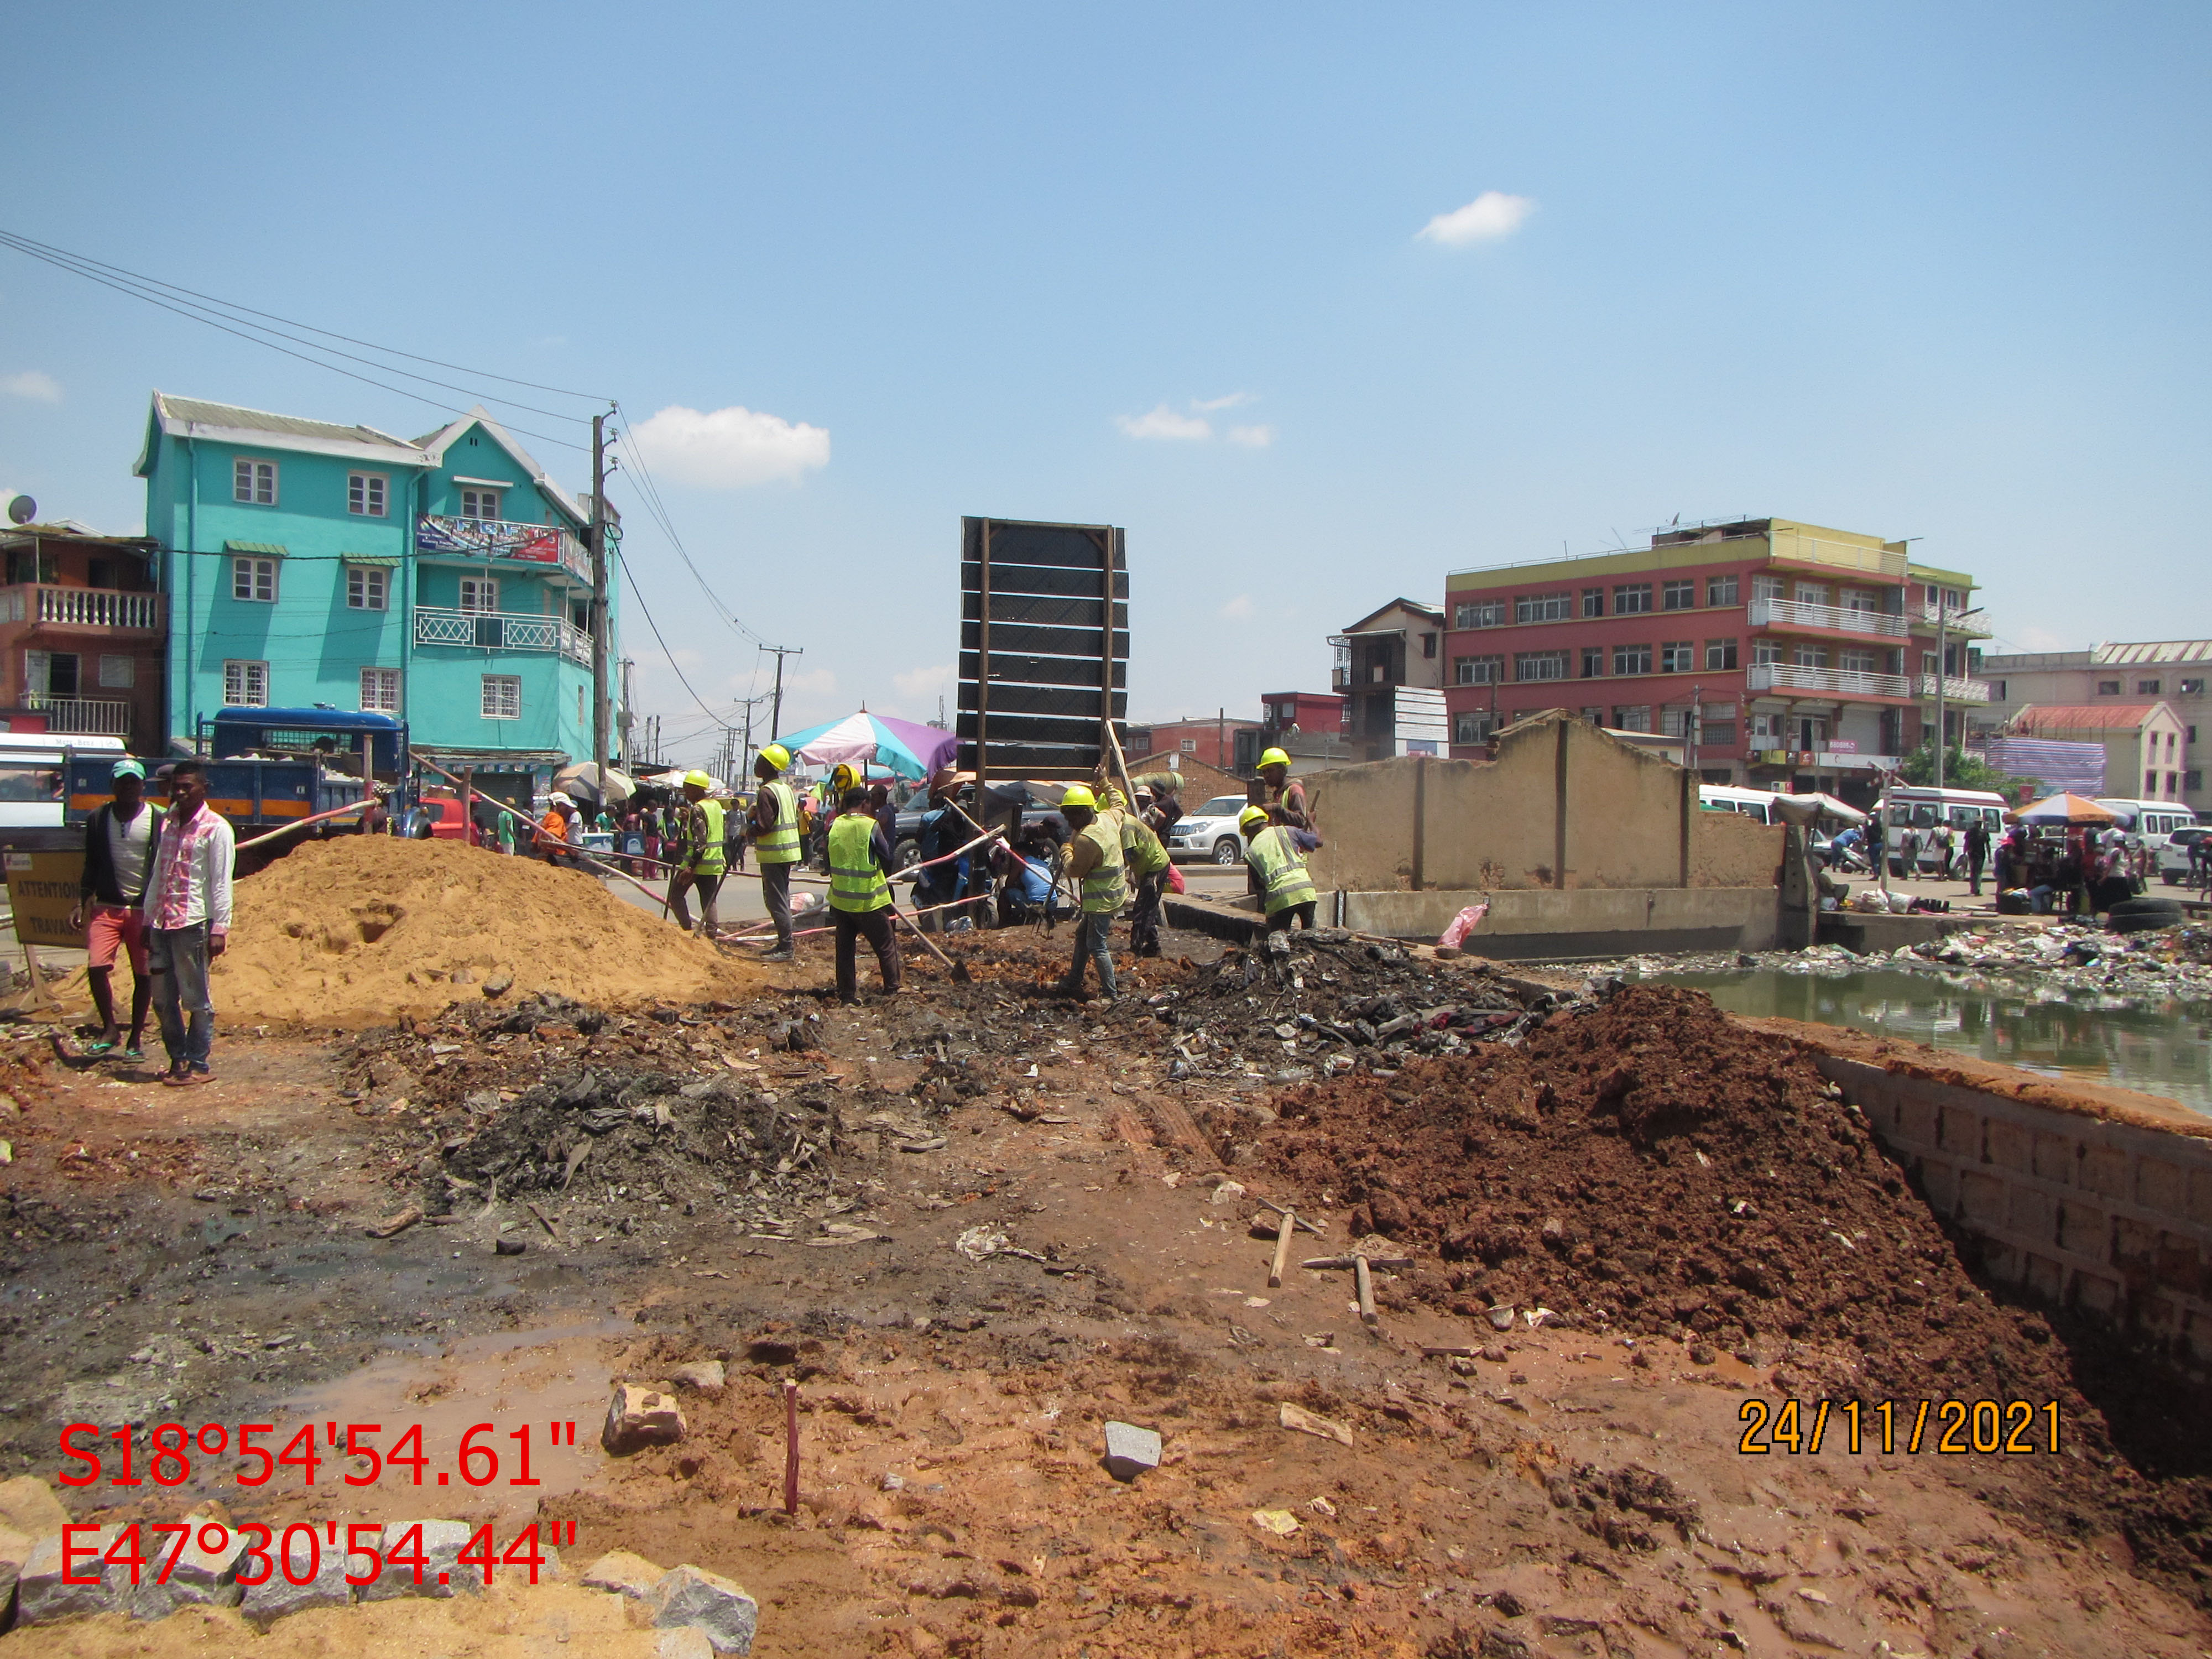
[{"left": 892, "top": 904, "right": 973, "bottom": 983}]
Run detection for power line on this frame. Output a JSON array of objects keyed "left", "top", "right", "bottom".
[
  {"left": 618, "top": 559, "right": 737, "bottom": 729},
  {"left": 0, "top": 228, "right": 592, "bottom": 453},
  {"left": 610, "top": 404, "right": 791, "bottom": 653}
]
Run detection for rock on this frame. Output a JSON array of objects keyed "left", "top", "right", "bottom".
[
  {"left": 659, "top": 1629, "right": 717, "bottom": 1659},
  {"left": 0, "top": 1480, "right": 66, "bottom": 1538},
  {"left": 603, "top": 1384, "right": 687, "bottom": 1455},
  {"left": 17, "top": 1529, "right": 127, "bottom": 1624},
  {"left": 582, "top": 1548, "right": 665, "bottom": 1600},
  {"left": 356, "top": 1520, "right": 482, "bottom": 1601},
  {"left": 241, "top": 1527, "right": 355, "bottom": 1626},
  {"left": 666, "top": 1360, "right": 728, "bottom": 1398},
  {"left": 0, "top": 1524, "right": 34, "bottom": 1570},
  {"left": 483, "top": 972, "right": 514, "bottom": 997},
  {"left": 494, "top": 1237, "right": 528, "bottom": 1256},
  {"left": 1102, "top": 1421, "right": 1162, "bottom": 1481},
  {"left": 1250, "top": 1509, "right": 1301, "bottom": 1536},
  {"left": 645, "top": 1563, "right": 759, "bottom": 1655},
  {"left": 1487, "top": 1305, "right": 1517, "bottom": 1331},
  {"left": 1209, "top": 1179, "right": 1247, "bottom": 1207},
  {"left": 130, "top": 1517, "right": 247, "bottom": 1619}
]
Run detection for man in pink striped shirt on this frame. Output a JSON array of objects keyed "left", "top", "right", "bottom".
[{"left": 139, "top": 759, "right": 234, "bottom": 1086}]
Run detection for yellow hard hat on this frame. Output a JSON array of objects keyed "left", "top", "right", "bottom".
[
  {"left": 758, "top": 744, "right": 791, "bottom": 771},
  {"left": 683, "top": 769, "right": 712, "bottom": 789},
  {"left": 832, "top": 763, "right": 858, "bottom": 791},
  {"left": 1239, "top": 805, "right": 1270, "bottom": 832},
  {"left": 1259, "top": 747, "right": 1290, "bottom": 770},
  {"left": 1060, "top": 784, "right": 1097, "bottom": 810}
]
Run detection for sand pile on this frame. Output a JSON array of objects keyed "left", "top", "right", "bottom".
[{"left": 215, "top": 837, "right": 760, "bottom": 1025}]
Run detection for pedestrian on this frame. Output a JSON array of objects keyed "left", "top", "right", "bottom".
[
  {"left": 537, "top": 792, "right": 573, "bottom": 864},
  {"left": 1965, "top": 816, "right": 1991, "bottom": 897},
  {"left": 1931, "top": 822, "right": 1954, "bottom": 879},
  {"left": 1241, "top": 806, "right": 1323, "bottom": 932},
  {"left": 495, "top": 804, "right": 516, "bottom": 857},
  {"left": 666, "top": 769, "right": 727, "bottom": 936},
  {"left": 1898, "top": 822, "right": 1921, "bottom": 881},
  {"left": 914, "top": 773, "right": 968, "bottom": 933},
  {"left": 1256, "top": 748, "right": 1311, "bottom": 830},
  {"left": 141, "top": 759, "right": 233, "bottom": 1086},
  {"left": 1119, "top": 797, "right": 1171, "bottom": 958},
  {"left": 1056, "top": 785, "right": 1123, "bottom": 1000},
  {"left": 748, "top": 744, "right": 802, "bottom": 961},
  {"left": 70, "top": 758, "right": 161, "bottom": 1062},
  {"left": 827, "top": 785, "right": 902, "bottom": 1003}
]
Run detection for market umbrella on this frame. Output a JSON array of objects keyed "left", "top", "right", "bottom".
[
  {"left": 777, "top": 711, "right": 959, "bottom": 781},
  {"left": 1772, "top": 792, "right": 1867, "bottom": 827},
  {"left": 640, "top": 768, "right": 726, "bottom": 794},
  {"left": 553, "top": 761, "right": 636, "bottom": 803},
  {"left": 2012, "top": 792, "right": 2116, "bottom": 826}
]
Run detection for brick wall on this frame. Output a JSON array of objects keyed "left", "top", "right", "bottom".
[{"left": 1815, "top": 1053, "right": 2212, "bottom": 1360}]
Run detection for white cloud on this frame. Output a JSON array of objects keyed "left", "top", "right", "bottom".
[
  {"left": 1115, "top": 404, "right": 1212, "bottom": 441},
  {"left": 1220, "top": 593, "right": 1256, "bottom": 622},
  {"left": 2, "top": 370, "right": 61, "bottom": 402},
  {"left": 1192, "top": 391, "right": 1254, "bottom": 412},
  {"left": 894, "top": 662, "right": 954, "bottom": 702},
  {"left": 1417, "top": 191, "right": 1536, "bottom": 247},
  {"left": 1226, "top": 424, "right": 1276, "bottom": 449},
  {"left": 627, "top": 403, "right": 830, "bottom": 488}
]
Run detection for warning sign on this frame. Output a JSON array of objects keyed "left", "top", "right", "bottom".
[{"left": 4, "top": 847, "right": 85, "bottom": 949}]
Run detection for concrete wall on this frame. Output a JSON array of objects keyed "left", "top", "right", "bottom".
[
  {"left": 1808, "top": 1047, "right": 2212, "bottom": 1360},
  {"left": 1301, "top": 709, "right": 1782, "bottom": 893},
  {"left": 1340, "top": 885, "right": 1780, "bottom": 958}
]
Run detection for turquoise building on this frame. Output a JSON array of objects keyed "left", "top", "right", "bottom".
[{"left": 135, "top": 393, "right": 620, "bottom": 784}]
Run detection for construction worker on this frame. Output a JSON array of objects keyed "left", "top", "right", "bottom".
[
  {"left": 1056, "top": 785, "right": 1123, "bottom": 999},
  {"left": 827, "top": 786, "right": 902, "bottom": 1003},
  {"left": 1120, "top": 799, "right": 1171, "bottom": 958},
  {"left": 1241, "top": 805, "right": 1323, "bottom": 932},
  {"left": 748, "top": 744, "right": 802, "bottom": 961},
  {"left": 1256, "top": 748, "right": 1311, "bottom": 830},
  {"left": 667, "top": 770, "right": 727, "bottom": 936}
]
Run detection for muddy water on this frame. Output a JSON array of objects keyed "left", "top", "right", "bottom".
[{"left": 1652, "top": 966, "right": 2212, "bottom": 1114}]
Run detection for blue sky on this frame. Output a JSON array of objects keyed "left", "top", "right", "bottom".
[{"left": 3, "top": 3, "right": 2208, "bottom": 764}]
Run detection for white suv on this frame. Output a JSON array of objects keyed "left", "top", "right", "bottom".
[
  {"left": 2157, "top": 825, "right": 2209, "bottom": 885},
  {"left": 1164, "top": 795, "right": 1254, "bottom": 865}
]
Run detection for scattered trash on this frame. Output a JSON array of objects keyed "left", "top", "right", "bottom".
[
  {"left": 1250, "top": 1509, "right": 1302, "bottom": 1536},
  {"left": 364, "top": 1206, "right": 422, "bottom": 1239},
  {"left": 1278, "top": 1402, "right": 1353, "bottom": 1447}
]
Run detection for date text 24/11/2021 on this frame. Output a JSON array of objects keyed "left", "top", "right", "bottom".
[
  {"left": 57, "top": 1420, "right": 585, "bottom": 1490},
  {"left": 1739, "top": 1399, "right": 2063, "bottom": 1457}
]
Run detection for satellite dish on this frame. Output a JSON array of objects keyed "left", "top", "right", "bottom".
[{"left": 3, "top": 494, "right": 35, "bottom": 526}]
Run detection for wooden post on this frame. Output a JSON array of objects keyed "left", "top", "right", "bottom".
[
  {"left": 1269, "top": 1209, "right": 1295, "bottom": 1289},
  {"left": 976, "top": 520, "right": 990, "bottom": 814},
  {"left": 782, "top": 1378, "right": 800, "bottom": 1515},
  {"left": 462, "top": 765, "right": 476, "bottom": 846},
  {"left": 1354, "top": 1254, "right": 1377, "bottom": 1328}
]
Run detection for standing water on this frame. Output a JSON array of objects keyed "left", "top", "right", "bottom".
[{"left": 1650, "top": 966, "right": 2212, "bottom": 1115}]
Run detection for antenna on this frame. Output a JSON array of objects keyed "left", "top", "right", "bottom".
[{"left": 2, "top": 493, "right": 36, "bottom": 525}]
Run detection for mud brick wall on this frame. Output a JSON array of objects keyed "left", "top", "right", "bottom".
[{"left": 1814, "top": 1054, "right": 2212, "bottom": 1361}]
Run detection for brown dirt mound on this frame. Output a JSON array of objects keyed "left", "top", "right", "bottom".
[
  {"left": 214, "top": 837, "right": 760, "bottom": 1026},
  {"left": 1260, "top": 984, "right": 2090, "bottom": 1415}
]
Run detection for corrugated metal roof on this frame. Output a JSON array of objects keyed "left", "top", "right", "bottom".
[
  {"left": 223, "top": 540, "right": 289, "bottom": 556},
  {"left": 2011, "top": 703, "right": 2169, "bottom": 732},
  {"left": 2091, "top": 640, "right": 2212, "bottom": 666},
  {"left": 159, "top": 395, "right": 419, "bottom": 451}
]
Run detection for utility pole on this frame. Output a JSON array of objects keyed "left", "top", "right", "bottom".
[
  {"left": 761, "top": 643, "right": 802, "bottom": 739},
  {"left": 618, "top": 657, "right": 636, "bottom": 769},
  {"left": 588, "top": 413, "right": 612, "bottom": 788},
  {"left": 1932, "top": 602, "right": 1948, "bottom": 792}
]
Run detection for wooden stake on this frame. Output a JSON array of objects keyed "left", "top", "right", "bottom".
[
  {"left": 1269, "top": 1209, "right": 1295, "bottom": 1288},
  {"left": 1354, "top": 1254, "right": 1376, "bottom": 1328},
  {"left": 782, "top": 1378, "right": 800, "bottom": 1515}
]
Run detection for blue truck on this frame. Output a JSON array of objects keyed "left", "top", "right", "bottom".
[{"left": 63, "top": 708, "right": 408, "bottom": 849}]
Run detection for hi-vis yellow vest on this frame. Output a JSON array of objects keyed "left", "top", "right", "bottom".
[
  {"left": 827, "top": 813, "right": 891, "bottom": 913},
  {"left": 755, "top": 780, "right": 801, "bottom": 864},
  {"left": 1247, "top": 825, "right": 1317, "bottom": 915},
  {"left": 688, "top": 799, "right": 727, "bottom": 874}
]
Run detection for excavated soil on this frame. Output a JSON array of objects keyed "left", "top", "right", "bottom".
[{"left": 214, "top": 838, "right": 760, "bottom": 1026}]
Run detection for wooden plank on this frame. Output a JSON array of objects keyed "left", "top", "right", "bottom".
[
  {"left": 961, "top": 592, "right": 1128, "bottom": 629},
  {"left": 957, "top": 711, "right": 1128, "bottom": 748},
  {"left": 962, "top": 560, "right": 1129, "bottom": 599},
  {"left": 960, "top": 620, "right": 1129, "bottom": 658},
  {"left": 1269, "top": 1211, "right": 1295, "bottom": 1288},
  {"left": 959, "top": 652, "right": 1126, "bottom": 688},
  {"left": 958, "top": 683, "right": 1126, "bottom": 719}
]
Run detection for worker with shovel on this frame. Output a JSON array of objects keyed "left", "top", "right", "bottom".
[
  {"left": 749, "top": 744, "right": 802, "bottom": 961},
  {"left": 827, "top": 786, "right": 902, "bottom": 1003},
  {"left": 1055, "top": 785, "right": 1124, "bottom": 1000},
  {"left": 1242, "top": 805, "right": 1322, "bottom": 932}
]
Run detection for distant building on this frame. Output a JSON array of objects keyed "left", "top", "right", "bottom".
[
  {"left": 1122, "top": 716, "right": 1257, "bottom": 771},
  {"left": 1119, "top": 750, "right": 1240, "bottom": 805},
  {"left": 1980, "top": 641, "right": 2208, "bottom": 813},
  {"left": 0, "top": 520, "right": 168, "bottom": 752},
  {"left": 136, "top": 394, "right": 619, "bottom": 784},
  {"left": 1332, "top": 599, "right": 1446, "bottom": 761},
  {"left": 1442, "top": 518, "right": 1987, "bottom": 806},
  {"left": 2000, "top": 703, "right": 2190, "bottom": 806}
]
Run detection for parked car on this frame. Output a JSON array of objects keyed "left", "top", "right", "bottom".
[
  {"left": 2157, "top": 825, "right": 2210, "bottom": 885},
  {"left": 1165, "top": 795, "right": 1255, "bottom": 865}
]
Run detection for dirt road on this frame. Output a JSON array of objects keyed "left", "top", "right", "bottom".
[{"left": 2, "top": 923, "right": 2209, "bottom": 1656}]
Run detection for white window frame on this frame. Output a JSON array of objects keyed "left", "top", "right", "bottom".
[
  {"left": 232, "top": 458, "right": 277, "bottom": 505},
  {"left": 460, "top": 487, "right": 503, "bottom": 522},
  {"left": 232, "top": 556, "right": 279, "bottom": 603},
  {"left": 1706, "top": 574, "right": 1739, "bottom": 607},
  {"left": 481, "top": 674, "right": 521, "bottom": 720},
  {"left": 1660, "top": 640, "right": 1694, "bottom": 673},
  {"left": 1612, "top": 582, "right": 1653, "bottom": 615},
  {"left": 346, "top": 565, "right": 391, "bottom": 611},
  {"left": 358, "top": 667, "right": 400, "bottom": 713},
  {"left": 347, "top": 472, "right": 389, "bottom": 518},
  {"left": 1454, "top": 599, "right": 1506, "bottom": 630},
  {"left": 459, "top": 576, "right": 499, "bottom": 614},
  {"left": 1660, "top": 580, "right": 1696, "bottom": 612},
  {"left": 223, "top": 659, "right": 270, "bottom": 707},
  {"left": 1705, "top": 638, "right": 1738, "bottom": 671}
]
